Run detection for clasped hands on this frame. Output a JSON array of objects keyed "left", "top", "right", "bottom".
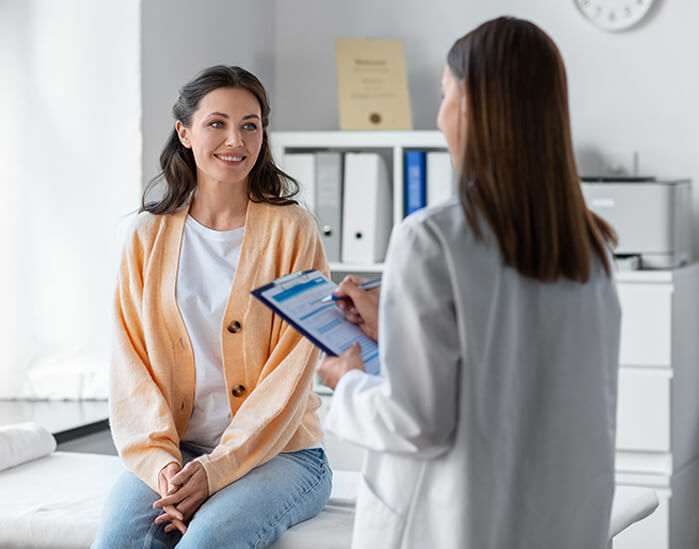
[
  {"left": 153, "top": 460, "right": 209, "bottom": 535},
  {"left": 316, "top": 276, "right": 380, "bottom": 390}
]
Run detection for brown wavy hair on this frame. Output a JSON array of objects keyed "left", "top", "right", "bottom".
[
  {"left": 448, "top": 17, "right": 616, "bottom": 282},
  {"left": 141, "top": 65, "right": 298, "bottom": 214}
]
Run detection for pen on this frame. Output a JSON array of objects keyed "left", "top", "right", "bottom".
[{"left": 320, "top": 277, "right": 382, "bottom": 303}]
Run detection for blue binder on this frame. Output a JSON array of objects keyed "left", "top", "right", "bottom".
[{"left": 404, "top": 150, "right": 427, "bottom": 216}]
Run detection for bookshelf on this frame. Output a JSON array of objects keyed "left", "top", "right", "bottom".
[
  {"left": 271, "top": 130, "right": 450, "bottom": 277},
  {"left": 272, "top": 130, "right": 452, "bottom": 438}
]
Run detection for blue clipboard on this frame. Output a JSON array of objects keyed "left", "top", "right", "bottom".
[{"left": 251, "top": 269, "right": 380, "bottom": 375}]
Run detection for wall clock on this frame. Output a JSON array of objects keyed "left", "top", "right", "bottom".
[{"left": 574, "top": 0, "right": 655, "bottom": 31}]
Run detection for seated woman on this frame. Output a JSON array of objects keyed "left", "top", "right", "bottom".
[
  {"left": 93, "top": 65, "right": 331, "bottom": 548},
  {"left": 317, "top": 17, "right": 621, "bottom": 549}
]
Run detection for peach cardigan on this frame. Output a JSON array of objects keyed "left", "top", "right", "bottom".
[{"left": 110, "top": 199, "right": 328, "bottom": 495}]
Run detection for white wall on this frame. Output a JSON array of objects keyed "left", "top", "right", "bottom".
[
  {"left": 141, "top": 0, "right": 276, "bottom": 185},
  {"left": 0, "top": 0, "right": 141, "bottom": 397},
  {"left": 271, "top": 0, "right": 699, "bottom": 251},
  {"left": 3, "top": 1, "right": 693, "bottom": 397},
  {"left": 272, "top": 0, "right": 463, "bottom": 131},
  {"left": 148, "top": 1, "right": 698, "bottom": 193}
]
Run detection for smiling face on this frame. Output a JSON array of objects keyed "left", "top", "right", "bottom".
[
  {"left": 176, "top": 86, "right": 263, "bottom": 188},
  {"left": 437, "top": 64, "right": 466, "bottom": 171}
]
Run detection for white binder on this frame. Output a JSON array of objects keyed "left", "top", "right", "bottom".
[
  {"left": 341, "top": 153, "right": 392, "bottom": 263},
  {"left": 426, "top": 151, "right": 455, "bottom": 207},
  {"left": 315, "top": 152, "right": 343, "bottom": 262},
  {"left": 283, "top": 153, "right": 316, "bottom": 213}
]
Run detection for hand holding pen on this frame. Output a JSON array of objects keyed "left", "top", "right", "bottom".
[
  {"left": 320, "top": 276, "right": 382, "bottom": 302},
  {"left": 328, "top": 275, "right": 381, "bottom": 343}
]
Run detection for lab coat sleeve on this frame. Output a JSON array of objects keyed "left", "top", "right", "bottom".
[{"left": 325, "top": 217, "right": 461, "bottom": 458}]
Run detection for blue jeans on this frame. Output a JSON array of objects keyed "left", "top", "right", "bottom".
[{"left": 92, "top": 446, "right": 331, "bottom": 549}]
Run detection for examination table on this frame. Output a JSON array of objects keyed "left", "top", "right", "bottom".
[{"left": 0, "top": 424, "right": 657, "bottom": 548}]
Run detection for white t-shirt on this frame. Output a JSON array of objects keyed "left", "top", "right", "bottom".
[{"left": 177, "top": 215, "right": 244, "bottom": 451}]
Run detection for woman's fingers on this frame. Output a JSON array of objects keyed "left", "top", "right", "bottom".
[
  {"left": 174, "top": 496, "right": 197, "bottom": 520},
  {"left": 163, "top": 517, "right": 187, "bottom": 535},
  {"left": 334, "top": 277, "right": 379, "bottom": 342},
  {"left": 158, "top": 462, "right": 183, "bottom": 501},
  {"left": 336, "top": 301, "right": 363, "bottom": 324},
  {"left": 169, "top": 462, "right": 197, "bottom": 489},
  {"left": 154, "top": 511, "right": 174, "bottom": 526},
  {"left": 154, "top": 480, "right": 190, "bottom": 509},
  {"left": 335, "top": 277, "right": 363, "bottom": 300},
  {"left": 154, "top": 492, "right": 186, "bottom": 509},
  {"left": 163, "top": 503, "right": 184, "bottom": 521},
  {"left": 155, "top": 499, "right": 194, "bottom": 525},
  {"left": 154, "top": 461, "right": 209, "bottom": 532},
  {"left": 341, "top": 275, "right": 365, "bottom": 287},
  {"left": 316, "top": 343, "right": 366, "bottom": 390},
  {"left": 155, "top": 463, "right": 207, "bottom": 509},
  {"left": 333, "top": 276, "right": 366, "bottom": 306},
  {"left": 155, "top": 508, "right": 187, "bottom": 534},
  {"left": 155, "top": 509, "right": 187, "bottom": 534}
]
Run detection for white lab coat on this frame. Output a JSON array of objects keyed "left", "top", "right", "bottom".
[{"left": 325, "top": 198, "right": 621, "bottom": 549}]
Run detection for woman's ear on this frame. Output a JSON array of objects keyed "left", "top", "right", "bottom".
[
  {"left": 175, "top": 121, "right": 191, "bottom": 148},
  {"left": 459, "top": 81, "right": 467, "bottom": 113}
]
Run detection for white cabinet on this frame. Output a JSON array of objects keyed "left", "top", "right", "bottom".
[
  {"left": 616, "top": 369, "right": 671, "bottom": 454},
  {"left": 617, "top": 283, "right": 673, "bottom": 367},
  {"left": 614, "top": 264, "right": 699, "bottom": 549},
  {"left": 271, "top": 130, "right": 449, "bottom": 275}
]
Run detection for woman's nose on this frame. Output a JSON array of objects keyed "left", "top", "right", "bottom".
[{"left": 225, "top": 128, "right": 243, "bottom": 147}]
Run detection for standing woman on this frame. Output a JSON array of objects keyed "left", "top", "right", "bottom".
[
  {"left": 317, "top": 17, "right": 621, "bottom": 549},
  {"left": 93, "top": 65, "right": 331, "bottom": 548}
]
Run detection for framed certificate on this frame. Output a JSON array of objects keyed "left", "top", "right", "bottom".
[{"left": 335, "top": 39, "right": 413, "bottom": 130}]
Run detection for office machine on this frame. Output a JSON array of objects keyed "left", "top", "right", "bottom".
[{"left": 581, "top": 177, "right": 692, "bottom": 269}]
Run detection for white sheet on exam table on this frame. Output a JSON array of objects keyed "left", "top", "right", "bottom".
[
  {"left": 0, "top": 450, "right": 657, "bottom": 548},
  {"left": 0, "top": 451, "right": 357, "bottom": 549}
]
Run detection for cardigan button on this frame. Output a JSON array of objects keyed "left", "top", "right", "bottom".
[
  {"left": 232, "top": 385, "right": 246, "bottom": 398},
  {"left": 227, "top": 320, "right": 242, "bottom": 334}
]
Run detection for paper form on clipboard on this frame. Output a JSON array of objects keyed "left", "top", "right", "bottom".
[{"left": 251, "top": 269, "right": 380, "bottom": 375}]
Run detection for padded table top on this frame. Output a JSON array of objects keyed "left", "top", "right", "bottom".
[
  {"left": 0, "top": 452, "right": 357, "bottom": 549},
  {"left": 0, "top": 450, "right": 658, "bottom": 548}
]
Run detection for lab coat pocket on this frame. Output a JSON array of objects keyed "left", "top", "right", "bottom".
[{"left": 352, "top": 475, "right": 406, "bottom": 549}]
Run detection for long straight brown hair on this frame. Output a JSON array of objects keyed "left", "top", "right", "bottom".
[{"left": 448, "top": 17, "right": 616, "bottom": 282}]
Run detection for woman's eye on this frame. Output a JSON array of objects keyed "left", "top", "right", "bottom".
[
  {"left": 243, "top": 122, "right": 258, "bottom": 131},
  {"left": 210, "top": 120, "right": 224, "bottom": 128}
]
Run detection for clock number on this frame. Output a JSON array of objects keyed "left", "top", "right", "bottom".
[{"left": 576, "top": 0, "right": 654, "bottom": 31}]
